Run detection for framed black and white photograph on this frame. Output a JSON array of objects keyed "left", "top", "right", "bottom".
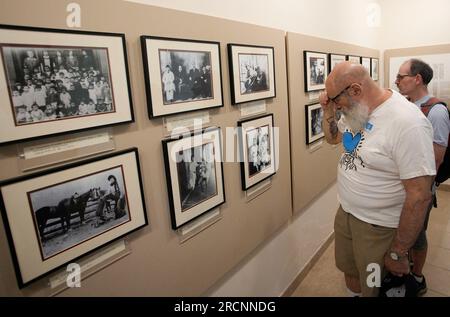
[
  {"left": 227, "top": 44, "right": 276, "bottom": 105},
  {"left": 141, "top": 36, "right": 223, "bottom": 118},
  {"left": 361, "top": 57, "right": 371, "bottom": 75},
  {"left": 328, "top": 53, "right": 346, "bottom": 73},
  {"left": 162, "top": 127, "right": 225, "bottom": 229},
  {"left": 347, "top": 55, "right": 361, "bottom": 64},
  {"left": 371, "top": 58, "right": 379, "bottom": 81},
  {"left": 0, "top": 24, "right": 134, "bottom": 145},
  {"left": 304, "top": 51, "right": 328, "bottom": 92},
  {"left": 0, "top": 148, "right": 147, "bottom": 288},
  {"left": 238, "top": 114, "right": 276, "bottom": 190},
  {"left": 305, "top": 103, "right": 324, "bottom": 145}
]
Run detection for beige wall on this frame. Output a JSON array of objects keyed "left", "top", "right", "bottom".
[{"left": 0, "top": 0, "right": 292, "bottom": 296}]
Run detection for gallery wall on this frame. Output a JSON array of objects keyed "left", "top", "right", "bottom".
[
  {"left": 126, "top": 0, "right": 380, "bottom": 49},
  {"left": 286, "top": 32, "right": 380, "bottom": 214},
  {"left": 0, "top": 0, "right": 292, "bottom": 296}
]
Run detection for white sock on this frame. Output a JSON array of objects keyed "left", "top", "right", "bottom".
[{"left": 347, "top": 288, "right": 362, "bottom": 297}]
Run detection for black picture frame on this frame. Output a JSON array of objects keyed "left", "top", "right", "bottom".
[
  {"left": 371, "top": 58, "right": 379, "bottom": 81},
  {"left": 304, "top": 50, "right": 328, "bottom": 92},
  {"left": 237, "top": 114, "right": 276, "bottom": 190},
  {"left": 347, "top": 55, "right": 361, "bottom": 64},
  {"left": 141, "top": 35, "right": 224, "bottom": 118},
  {"left": 162, "top": 127, "right": 225, "bottom": 229},
  {"left": 227, "top": 43, "right": 276, "bottom": 105},
  {"left": 0, "top": 24, "right": 134, "bottom": 145},
  {"left": 0, "top": 148, "right": 148, "bottom": 288},
  {"left": 361, "top": 57, "right": 372, "bottom": 76},
  {"left": 305, "top": 103, "right": 325, "bottom": 145}
]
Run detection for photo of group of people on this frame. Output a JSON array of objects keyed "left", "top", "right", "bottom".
[
  {"left": 159, "top": 50, "right": 214, "bottom": 105},
  {"left": 309, "top": 57, "right": 326, "bottom": 86},
  {"left": 239, "top": 53, "right": 270, "bottom": 94},
  {"left": 311, "top": 107, "right": 324, "bottom": 137},
  {"left": 246, "top": 125, "right": 272, "bottom": 177},
  {"left": 1, "top": 46, "right": 115, "bottom": 126},
  {"left": 175, "top": 143, "right": 217, "bottom": 212}
]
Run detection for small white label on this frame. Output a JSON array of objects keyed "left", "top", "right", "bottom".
[
  {"left": 240, "top": 100, "right": 266, "bottom": 117},
  {"left": 49, "top": 240, "right": 126, "bottom": 289},
  {"left": 23, "top": 132, "right": 111, "bottom": 160},
  {"left": 164, "top": 111, "right": 210, "bottom": 133},
  {"left": 66, "top": 3, "right": 81, "bottom": 28},
  {"left": 308, "top": 91, "right": 321, "bottom": 101},
  {"left": 179, "top": 208, "right": 220, "bottom": 236}
]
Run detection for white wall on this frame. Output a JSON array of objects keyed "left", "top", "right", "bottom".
[
  {"left": 377, "top": 0, "right": 450, "bottom": 50},
  {"left": 206, "top": 184, "right": 339, "bottom": 296},
  {"left": 126, "top": 0, "right": 380, "bottom": 49}
]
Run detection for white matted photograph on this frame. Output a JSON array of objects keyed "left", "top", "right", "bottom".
[
  {"left": 347, "top": 55, "right": 361, "bottom": 64},
  {"left": 0, "top": 25, "right": 134, "bottom": 145},
  {"left": 371, "top": 58, "right": 379, "bottom": 81},
  {"left": 0, "top": 148, "right": 147, "bottom": 288},
  {"left": 228, "top": 44, "right": 276, "bottom": 104},
  {"left": 305, "top": 103, "right": 325, "bottom": 145},
  {"left": 141, "top": 36, "right": 223, "bottom": 118},
  {"left": 238, "top": 114, "right": 276, "bottom": 190},
  {"left": 361, "top": 57, "right": 371, "bottom": 75},
  {"left": 328, "top": 53, "right": 347, "bottom": 73},
  {"left": 304, "top": 51, "right": 328, "bottom": 92},
  {"left": 162, "top": 127, "right": 225, "bottom": 229}
]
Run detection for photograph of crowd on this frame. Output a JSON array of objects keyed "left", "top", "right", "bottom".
[
  {"left": 1, "top": 45, "right": 115, "bottom": 126},
  {"left": 309, "top": 57, "right": 326, "bottom": 86},
  {"left": 175, "top": 143, "right": 217, "bottom": 212},
  {"left": 246, "top": 125, "right": 272, "bottom": 177},
  {"left": 28, "top": 166, "right": 129, "bottom": 260},
  {"left": 158, "top": 49, "right": 213, "bottom": 105},
  {"left": 238, "top": 53, "right": 270, "bottom": 94}
]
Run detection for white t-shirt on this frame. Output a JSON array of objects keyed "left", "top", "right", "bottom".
[{"left": 337, "top": 90, "right": 436, "bottom": 228}]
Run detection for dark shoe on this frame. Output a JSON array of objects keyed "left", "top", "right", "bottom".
[{"left": 413, "top": 274, "right": 427, "bottom": 296}]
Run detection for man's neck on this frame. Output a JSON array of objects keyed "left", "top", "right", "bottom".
[
  {"left": 407, "top": 87, "right": 429, "bottom": 103},
  {"left": 366, "top": 87, "right": 392, "bottom": 114}
]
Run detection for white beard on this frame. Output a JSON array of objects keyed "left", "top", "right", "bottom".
[{"left": 342, "top": 100, "right": 370, "bottom": 133}]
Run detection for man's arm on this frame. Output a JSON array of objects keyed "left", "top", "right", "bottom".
[
  {"left": 319, "top": 91, "right": 342, "bottom": 145},
  {"left": 385, "top": 175, "right": 433, "bottom": 276},
  {"left": 434, "top": 143, "right": 446, "bottom": 171}
]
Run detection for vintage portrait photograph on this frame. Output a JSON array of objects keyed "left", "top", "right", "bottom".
[
  {"left": 228, "top": 44, "right": 276, "bottom": 104},
  {"left": 0, "top": 148, "right": 147, "bottom": 287},
  {"left": 29, "top": 166, "right": 130, "bottom": 260},
  {"left": 141, "top": 36, "right": 223, "bottom": 118},
  {"left": 246, "top": 125, "right": 272, "bottom": 177},
  {"left": 347, "top": 55, "right": 361, "bottom": 64},
  {"left": 304, "top": 51, "right": 328, "bottom": 92},
  {"left": 0, "top": 25, "right": 134, "bottom": 145},
  {"left": 371, "top": 58, "right": 379, "bottom": 81},
  {"left": 238, "top": 114, "right": 276, "bottom": 190},
  {"left": 158, "top": 49, "right": 213, "bottom": 105},
  {"left": 175, "top": 142, "right": 217, "bottom": 212},
  {"left": 306, "top": 103, "right": 325, "bottom": 145},
  {"left": 361, "top": 57, "right": 371, "bottom": 75},
  {"left": 329, "top": 53, "right": 347, "bottom": 73},
  {"left": 162, "top": 127, "right": 225, "bottom": 229},
  {"left": 238, "top": 54, "right": 270, "bottom": 94},
  {"left": 1, "top": 45, "right": 115, "bottom": 127}
]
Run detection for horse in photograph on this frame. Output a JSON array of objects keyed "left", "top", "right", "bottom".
[{"left": 35, "top": 189, "right": 93, "bottom": 240}]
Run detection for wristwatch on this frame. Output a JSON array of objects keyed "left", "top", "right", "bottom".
[{"left": 389, "top": 250, "right": 408, "bottom": 261}]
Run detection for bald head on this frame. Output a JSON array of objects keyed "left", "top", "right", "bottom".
[{"left": 326, "top": 61, "right": 372, "bottom": 97}]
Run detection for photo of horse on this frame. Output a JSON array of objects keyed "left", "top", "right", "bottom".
[{"left": 28, "top": 165, "right": 130, "bottom": 260}]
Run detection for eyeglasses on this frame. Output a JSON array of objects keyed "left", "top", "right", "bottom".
[
  {"left": 329, "top": 85, "right": 352, "bottom": 103},
  {"left": 396, "top": 73, "right": 415, "bottom": 81}
]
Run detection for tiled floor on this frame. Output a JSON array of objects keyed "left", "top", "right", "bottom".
[{"left": 292, "top": 189, "right": 450, "bottom": 297}]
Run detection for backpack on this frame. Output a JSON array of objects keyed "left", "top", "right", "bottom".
[{"left": 420, "top": 97, "right": 450, "bottom": 185}]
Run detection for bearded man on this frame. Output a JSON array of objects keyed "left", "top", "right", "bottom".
[{"left": 319, "top": 62, "right": 436, "bottom": 297}]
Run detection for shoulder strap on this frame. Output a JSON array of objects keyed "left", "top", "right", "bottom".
[{"left": 420, "top": 97, "right": 448, "bottom": 117}]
